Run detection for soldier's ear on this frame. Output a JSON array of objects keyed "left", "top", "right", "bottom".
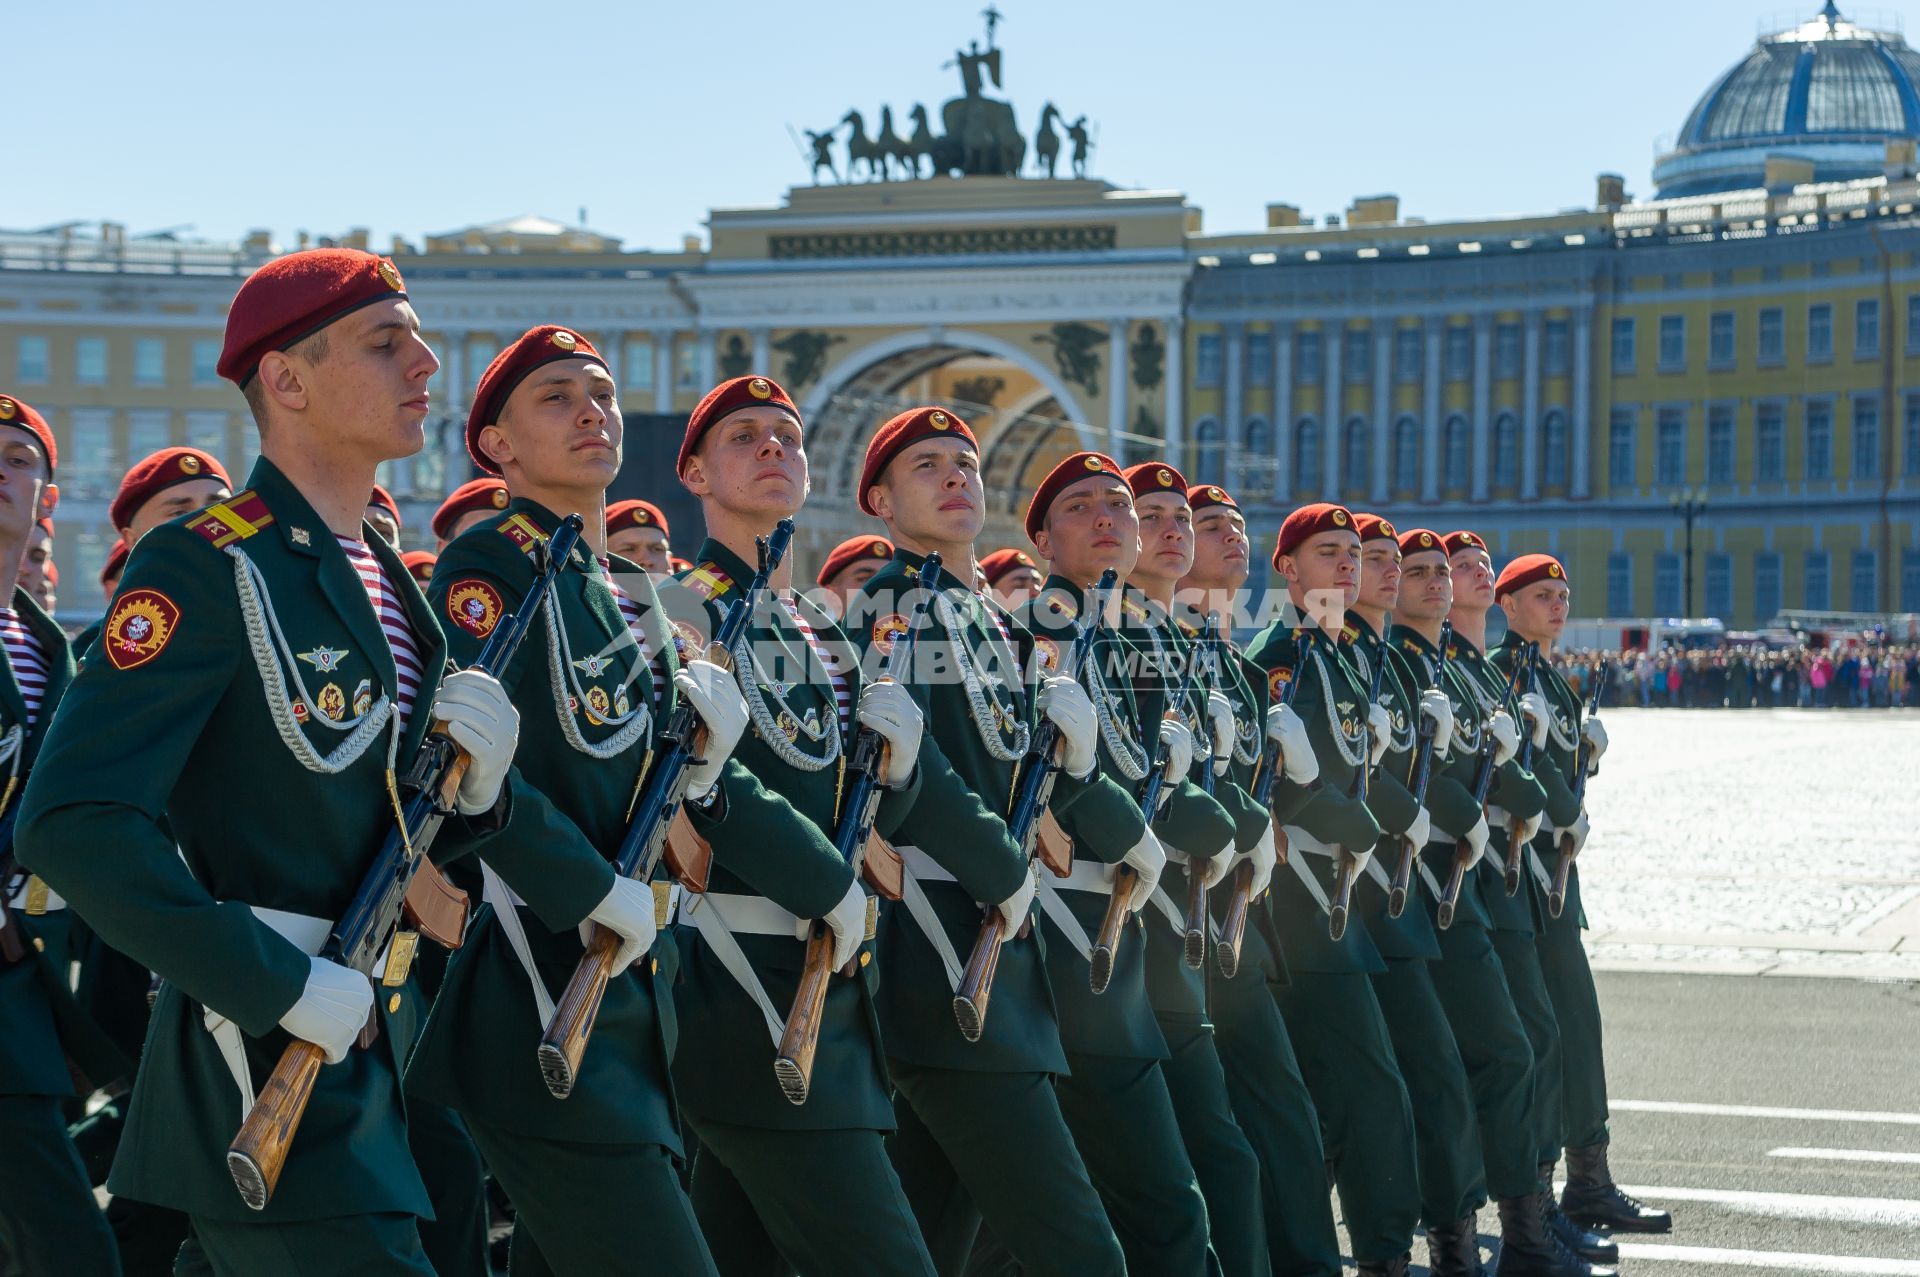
[
  {"left": 37, "top": 483, "right": 58, "bottom": 522},
  {"left": 477, "top": 424, "right": 513, "bottom": 470}
]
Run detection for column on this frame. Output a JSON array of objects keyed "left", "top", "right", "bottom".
[
  {"left": 752, "top": 327, "right": 771, "bottom": 376},
  {"left": 1521, "top": 310, "right": 1542, "bottom": 501},
  {"left": 1471, "top": 315, "right": 1492, "bottom": 503},
  {"left": 1163, "top": 317, "right": 1184, "bottom": 468},
  {"left": 1322, "top": 324, "right": 1343, "bottom": 500},
  {"left": 1106, "top": 319, "right": 1127, "bottom": 460},
  {"left": 1421, "top": 318, "right": 1442, "bottom": 503},
  {"left": 1272, "top": 321, "right": 1294, "bottom": 501},
  {"left": 1572, "top": 309, "right": 1594, "bottom": 499},
  {"left": 697, "top": 330, "right": 716, "bottom": 390},
  {"left": 441, "top": 330, "right": 466, "bottom": 416},
  {"left": 1371, "top": 319, "right": 1392, "bottom": 502},
  {"left": 654, "top": 331, "right": 673, "bottom": 414},
  {"left": 1222, "top": 321, "right": 1245, "bottom": 488},
  {"left": 441, "top": 331, "right": 467, "bottom": 481}
]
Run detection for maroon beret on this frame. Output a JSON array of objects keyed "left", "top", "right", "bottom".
[
  {"left": 466, "top": 325, "right": 610, "bottom": 473},
  {"left": 679, "top": 375, "right": 800, "bottom": 478},
  {"left": 1351, "top": 512, "right": 1398, "bottom": 544},
  {"left": 1187, "top": 483, "right": 1239, "bottom": 514},
  {"left": 1122, "top": 460, "right": 1188, "bottom": 502},
  {"left": 817, "top": 535, "right": 896, "bottom": 587},
  {"left": 1396, "top": 527, "right": 1446, "bottom": 558},
  {"left": 110, "top": 447, "right": 232, "bottom": 530},
  {"left": 858, "top": 406, "right": 977, "bottom": 515},
  {"left": 0, "top": 393, "right": 57, "bottom": 472},
  {"left": 606, "top": 499, "right": 669, "bottom": 540},
  {"left": 1443, "top": 530, "right": 1489, "bottom": 557},
  {"left": 1495, "top": 553, "right": 1569, "bottom": 596},
  {"left": 979, "top": 547, "right": 1039, "bottom": 586},
  {"left": 1272, "top": 502, "right": 1356, "bottom": 568},
  {"left": 400, "top": 549, "right": 438, "bottom": 589},
  {"left": 431, "top": 477, "right": 510, "bottom": 541},
  {"left": 1023, "top": 451, "right": 1127, "bottom": 542},
  {"left": 100, "top": 537, "right": 129, "bottom": 587},
  {"left": 367, "top": 484, "right": 401, "bottom": 526},
  {"left": 218, "top": 248, "right": 408, "bottom": 387},
  {"left": 669, "top": 556, "right": 693, "bottom": 573}
]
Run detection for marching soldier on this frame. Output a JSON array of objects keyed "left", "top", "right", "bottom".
[
  {"left": 365, "top": 485, "right": 403, "bottom": 549},
  {"left": 1180, "top": 481, "right": 1346, "bottom": 1277},
  {"left": 16, "top": 249, "right": 580, "bottom": 1273},
  {"left": 432, "top": 475, "right": 510, "bottom": 550},
  {"left": 400, "top": 550, "right": 437, "bottom": 592},
  {"left": 813, "top": 533, "right": 895, "bottom": 620},
  {"left": 98, "top": 539, "right": 128, "bottom": 604},
  {"left": 977, "top": 547, "right": 1042, "bottom": 609},
  {"left": 604, "top": 498, "right": 673, "bottom": 575},
  {"left": 1491, "top": 556, "right": 1668, "bottom": 1238},
  {"left": 0, "top": 392, "right": 123, "bottom": 1277},
  {"left": 1245, "top": 503, "right": 1421, "bottom": 1277},
  {"left": 670, "top": 374, "right": 937, "bottom": 1275},
  {"left": 1119, "top": 461, "right": 1267, "bottom": 1277},
  {"left": 22, "top": 517, "right": 56, "bottom": 614},
  {"left": 849, "top": 407, "right": 1127, "bottom": 1277}
]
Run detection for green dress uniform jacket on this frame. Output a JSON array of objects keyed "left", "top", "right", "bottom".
[
  {"left": 16, "top": 460, "right": 593, "bottom": 1225},
  {"left": 1446, "top": 634, "right": 1552, "bottom": 937},
  {"left": 1343, "top": 618, "right": 1437, "bottom": 962},
  {"left": 1492, "top": 634, "right": 1585, "bottom": 926}
]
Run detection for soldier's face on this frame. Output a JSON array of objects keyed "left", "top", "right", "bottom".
[
  {"left": 447, "top": 508, "right": 495, "bottom": 545},
  {"left": 125, "top": 476, "right": 232, "bottom": 545},
  {"left": 609, "top": 526, "right": 671, "bottom": 574},
  {"left": 485, "top": 360, "right": 623, "bottom": 492},
  {"left": 685, "top": 407, "right": 809, "bottom": 519},
  {"left": 1358, "top": 540, "right": 1402, "bottom": 611},
  {"left": 1397, "top": 551, "right": 1453, "bottom": 621},
  {"left": 304, "top": 300, "right": 438, "bottom": 463},
  {"left": 0, "top": 426, "right": 55, "bottom": 546},
  {"left": 1280, "top": 530, "right": 1361, "bottom": 618},
  {"left": 20, "top": 524, "right": 52, "bottom": 610},
  {"left": 824, "top": 559, "right": 887, "bottom": 615},
  {"left": 1501, "top": 580, "right": 1571, "bottom": 642},
  {"left": 992, "top": 565, "right": 1043, "bottom": 608},
  {"left": 1034, "top": 477, "right": 1138, "bottom": 584},
  {"left": 1448, "top": 549, "right": 1495, "bottom": 610},
  {"left": 1132, "top": 492, "right": 1193, "bottom": 586},
  {"left": 870, "top": 438, "right": 983, "bottom": 547},
  {"left": 1185, "top": 507, "right": 1249, "bottom": 592},
  {"left": 364, "top": 504, "right": 401, "bottom": 547}
]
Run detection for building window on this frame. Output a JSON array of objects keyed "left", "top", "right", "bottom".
[
  {"left": 1755, "top": 553, "right": 1782, "bottom": 622},
  {"left": 1445, "top": 326, "right": 1471, "bottom": 381},
  {"left": 1855, "top": 298, "right": 1881, "bottom": 356},
  {"left": 75, "top": 337, "right": 108, "bottom": 386},
  {"left": 1195, "top": 333, "right": 1223, "bottom": 387},
  {"left": 1541, "top": 411, "right": 1568, "bottom": 488},
  {"left": 1906, "top": 393, "right": 1920, "bottom": 477},
  {"left": 1608, "top": 409, "right": 1635, "bottom": 487},
  {"left": 1606, "top": 554, "right": 1632, "bottom": 616},
  {"left": 134, "top": 338, "right": 166, "bottom": 388},
  {"left": 1393, "top": 417, "right": 1420, "bottom": 492},
  {"left": 1293, "top": 419, "right": 1321, "bottom": 495},
  {"left": 674, "top": 340, "right": 699, "bottom": 391},
  {"left": 1194, "top": 418, "right": 1223, "bottom": 484},
  {"left": 468, "top": 337, "right": 499, "bottom": 379},
  {"left": 1757, "top": 307, "right": 1785, "bottom": 365},
  {"left": 1495, "top": 323, "right": 1521, "bottom": 378},
  {"left": 1342, "top": 418, "right": 1368, "bottom": 490},
  {"left": 1756, "top": 402, "right": 1784, "bottom": 481},
  {"left": 1611, "top": 317, "right": 1635, "bottom": 374},
  {"left": 1394, "top": 329, "right": 1421, "bottom": 382},
  {"left": 1806, "top": 401, "right": 1832, "bottom": 481},
  {"left": 1705, "top": 552, "right": 1732, "bottom": 620},
  {"left": 1903, "top": 549, "right": 1920, "bottom": 611},
  {"left": 1296, "top": 331, "right": 1323, "bottom": 385},
  {"left": 1850, "top": 550, "right": 1877, "bottom": 612},
  {"left": 1656, "top": 406, "right": 1686, "bottom": 485},
  {"left": 1807, "top": 303, "right": 1833, "bottom": 362},
  {"left": 1247, "top": 332, "right": 1273, "bottom": 384},
  {"left": 1852, "top": 397, "right": 1880, "bottom": 479},
  {"left": 1707, "top": 405, "right": 1735, "bottom": 485},
  {"left": 1907, "top": 293, "right": 1920, "bottom": 354},
  {"left": 64, "top": 409, "right": 113, "bottom": 500},
  {"left": 127, "top": 410, "right": 170, "bottom": 467},
  {"left": 622, "top": 337, "right": 655, "bottom": 392},
  {"left": 1443, "top": 415, "right": 1470, "bottom": 489},
  {"left": 1658, "top": 315, "right": 1685, "bottom": 371},
  {"left": 1544, "top": 319, "right": 1570, "bottom": 375},
  {"left": 1242, "top": 418, "right": 1272, "bottom": 494},
  {"left": 184, "top": 411, "right": 228, "bottom": 467},
  {"left": 1654, "top": 553, "right": 1682, "bottom": 615},
  {"left": 1345, "top": 329, "right": 1371, "bottom": 383},
  {"left": 1804, "top": 551, "right": 1830, "bottom": 611},
  {"left": 16, "top": 337, "right": 48, "bottom": 385},
  {"left": 191, "top": 339, "right": 221, "bottom": 387},
  {"left": 1709, "top": 312, "right": 1735, "bottom": 367},
  {"left": 1492, "top": 413, "right": 1519, "bottom": 486}
]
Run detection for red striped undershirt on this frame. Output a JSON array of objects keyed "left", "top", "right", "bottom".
[
  {"left": 781, "top": 594, "right": 850, "bottom": 735},
  {"left": 0, "top": 609, "right": 48, "bottom": 727},
  {"left": 602, "top": 564, "right": 666, "bottom": 706},
  {"left": 337, "top": 537, "right": 425, "bottom": 733}
]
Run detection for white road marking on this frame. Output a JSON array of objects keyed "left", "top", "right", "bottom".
[
  {"left": 1769, "top": 1147, "right": 1920, "bottom": 1165},
  {"left": 1614, "top": 1100, "right": 1920, "bottom": 1126},
  {"left": 1613, "top": 1242, "right": 1920, "bottom": 1274},
  {"left": 1617, "top": 1185, "right": 1920, "bottom": 1228}
]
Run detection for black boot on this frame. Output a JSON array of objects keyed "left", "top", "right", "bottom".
[
  {"left": 1356, "top": 1252, "right": 1411, "bottom": 1277},
  {"left": 1540, "top": 1161, "right": 1620, "bottom": 1262},
  {"left": 1495, "top": 1193, "right": 1614, "bottom": 1277},
  {"left": 1561, "top": 1141, "right": 1673, "bottom": 1234},
  {"left": 1425, "top": 1214, "right": 1487, "bottom": 1277}
]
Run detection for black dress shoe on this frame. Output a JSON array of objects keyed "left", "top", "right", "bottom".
[
  {"left": 1357, "top": 1251, "right": 1411, "bottom": 1277},
  {"left": 1539, "top": 1162, "right": 1620, "bottom": 1262},
  {"left": 1561, "top": 1141, "right": 1673, "bottom": 1234},
  {"left": 1495, "top": 1193, "right": 1615, "bottom": 1277},
  {"left": 1425, "top": 1214, "right": 1488, "bottom": 1277}
]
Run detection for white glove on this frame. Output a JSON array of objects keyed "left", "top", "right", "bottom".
[
  {"left": 1340, "top": 841, "right": 1374, "bottom": 878},
  {"left": 278, "top": 956, "right": 374, "bottom": 1065},
  {"left": 858, "top": 680, "right": 923, "bottom": 789},
  {"left": 1197, "top": 839, "right": 1237, "bottom": 890},
  {"left": 580, "top": 876, "right": 658, "bottom": 972},
  {"left": 1458, "top": 814, "right": 1490, "bottom": 871},
  {"left": 995, "top": 863, "right": 1037, "bottom": 941},
  {"left": 1366, "top": 703, "right": 1392, "bottom": 767},
  {"left": 1120, "top": 827, "right": 1167, "bottom": 913},
  {"left": 435, "top": 669, "right": 521, "bottom": 816},
  {"left": 675, "top": 659, "right": 749, "bottom": 800},
  {"left": 1206, "top": 690, "right": 1235, "bottom": 776},
  {"left": 1518, "top": 691, "right": 1551, "bottom": 750},
  {"left": 1582, "top": 716, "right": 1608, "bottom": 766},
  {"left": 1245, "top": 825, "right": 1278, "bottom": 900},
  {"left": 801, "top": 880, "right": 869, "bottom": 972},
  {"left": 1039, "top": 675, "right": 1098, "bottom": 778},
  {"left": 1418, "top": 689, "right": 1455, "bottom": 757},
  {"left": 1266, "top": 704, "right": 1319, "bottom": 785},
  {"left": 1404, "top": 807, "right": 1432, "bottom": 851},
  {"left": 1553, "top": 810, "right": 1591, "bottom": 858},
  {"left": 1487, "top": 806, "right": 1543, "bottom": 845},
  {"left": 1487, "top": 710, "right": 1520, "bottom": 767},
  {"left": 1158, "top": 718, "right": 1194, "bottom": 788}
]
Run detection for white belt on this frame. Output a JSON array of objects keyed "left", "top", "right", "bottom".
[
  {"left": 1526, "top": 844, "right": 1553, "bottom": 894},
  {"left": 1280, "top": 828, "right": 1334, "bottom": 915},
  {"left": 1280, "top": 825, "right": 1337, "bottom": 859},
  {"left": 1034, "top": 875, "right": 1097, "bottom": 963},
  {"left": 674, "top": 890, "right": 802, "bottom": 1047},
  {"left": 1055, "top": 856, "right": 1117, "bottom": 894},
  {"left": 6, "top": 876, "right": 65, "bottom": 913},
  {"left": 206, "top": 905, "right": 340, "bottom": 1119},
  {"left": 896, "top": 845, "right": 970, "bottom": 991},
  {"left": 479, "top": 864, "right": 680, "bottom": 1025},
  {"left": 898, "top": 844, "right": 957, "bottom": 885}
]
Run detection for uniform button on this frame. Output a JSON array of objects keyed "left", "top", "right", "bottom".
[
  {"left": 32, "top": 936, "right": 45, "bottom": 952},
  {"left": 387, "top": 993, "right": 402, "bottom": 1014},
  {"left": 651, "top": 959, "right": 659, "bottom": 975},
  {"left": 859, "top": 951, "right": 871, "bottom": 968}
]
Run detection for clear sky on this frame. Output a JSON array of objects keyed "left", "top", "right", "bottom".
[{"left": 9, "top": 1, "right": 1909, "bottom": 250}]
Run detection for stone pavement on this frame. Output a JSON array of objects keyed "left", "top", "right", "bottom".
[{"left": 1579, "top": 708, "right": 1920, "bottom": 981}]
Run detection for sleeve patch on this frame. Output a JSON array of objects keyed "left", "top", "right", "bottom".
[
  {"left": 104, "top": 588, "right": 182, "bottom": 671},
  {"left": 871, "top": 613, "right": 910, "bottom": 656},
  {"left": 1267, "top": 666, "right": 1294, "bottom": 700},
  {"left": 1033, "top": 635, "right": 1061, "bottom": 672},
  {"left": 446, "top": 579, "right": 505, "bottom": 639}
]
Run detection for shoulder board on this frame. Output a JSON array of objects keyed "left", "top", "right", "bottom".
[
  {"left": 681, "top": 562, "right": 734, "bottom": 602},
  {"left": 186, "top": 491, "right": 275, "bottom": 548},
  {"left": 1037, "top": 588, "right": 1077, "bottom": 622},
  {"left": 1121, "top": 597, "right": 1149, "bottom": 623},
  {"left": 495, "top": 513, "right": 548, "bottom": 557},
  {"left": 1399, "top": 635, "right": 1423, "bottom": 654},
  {"left": 1339, "top": 622, "right": 1361, "bottom": 644},
  {"left": 1175, "top": 616, "right": 1199, "bottom": 638}
]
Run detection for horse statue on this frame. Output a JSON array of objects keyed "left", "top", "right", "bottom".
[
  {"left": 1034, "top": 102, "right": 1062, "bottom": 178},
  {"left": 841, "top": 109, "right": 887, "bottom": 182},
  {"left": 878, "top": 105, "right": 918, "bottom": 180},
  {"left": 907, "top": 104, "right": 958, "bottom": 178},
  {"left": 942, "top": 95, "right": 1024, "bottom": 176}
]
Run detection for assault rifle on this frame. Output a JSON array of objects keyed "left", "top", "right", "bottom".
[
  {"left": 1178, "top": 616, "right": 1222, "bottom": 969},
  {"left": 1501, "top": 642, "right": 1542, "bottom": 896},
  {"left": 1548, "top": 659, "right": 1610, "bottom": 918},
  {"left": 1328, "top": 615, "right": 1390, "bottom": 942},
  {"left": 1387, "top": 621, "right": 1452, "bottom": 918},
  {"left": 1219, "top": 631, "right": 1312, "bottom": 979},
  {"left": 1436, "top": 646, "right": 1532, "bottom": 929}
]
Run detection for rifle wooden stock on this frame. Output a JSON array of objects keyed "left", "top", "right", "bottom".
[
  {"left": 224, "top": 1038, "right": 326, "bottom": 1212},
  {"left": 535, "top": 925, "right": 623, "bottom": 1101},
  {"left": 1089, "top": 865, "right": 1133, "bottom": 994},
  {"left": 1549, "top": 830, "right": 1576, "bottom": 918},
  {"left": 1182, "top": 860, "right": 1209, "bottom": 969},
  {"left": 772, "top": 923, "right": 837, "bottom": 1105},
  {"left": 1502, "top": 814, "right": 1528, "bottom": 896},
  {"left": 1436, "top": 843, "right": 1474, "bottom": 930},
  {"left": 1386, "top": 835, "right": 1414, "bottom": 919},
  {"left": 1327, "top": 852, "right": 1358, "bottom": 941},
  {"left": 953, "top": 911, "right": 1006, "bottom": 1042},
  {"left": 1215, "top": 861, "right": 1254, "bottom": 979}
]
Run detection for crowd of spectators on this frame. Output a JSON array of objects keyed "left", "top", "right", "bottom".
[{"left": 1546, "top": 643, "right": 1919, "bottom": 709}]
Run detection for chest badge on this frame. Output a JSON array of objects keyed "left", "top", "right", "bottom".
[
  {"left": 572, "top": 654, "right": 610, "bottom": 678},
  {"left": 353, "top": 680, "right": 373, "bottom": 717},
  {"left": 316, "top": 683, "right": 347, "bottom": 722},
  {"left": 297, "top": 646, "right": 348, "bottom": 674},
  {"left": 585, "top": 686, "right": 611, "bottom": 725}
]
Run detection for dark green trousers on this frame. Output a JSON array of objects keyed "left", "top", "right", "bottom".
[
  {"left": 1369, "top": 958, "right": 1487, "bottom": 1226},
  {"left": 1160, "top": 1021, "right": 1267, "bottom": 1277},
  {"left": 1534, "top": 910, "right": 1610, "bottom": 1152},
  {"left": 174, "top": 1212, "right": 431, "bottom": 1276},
  {"left": 68, "top": 1096, "right": 190, "bottom": 1277},
  {"left": 466, "top": 1117, "right": 714, "bottom": 1277},
  {"left": 0, "top": 1093, "right": 119, "bottom": 1277},
  {"left": 1488, "top": 929, "right": 1563, "bottom": 1175},
  {"left": 1210, "top": 971, "right": 1341, "bottom": 1277},
  {"left": 406, "top": 1103, "right": 489, "bottom": 1277},
  {"left": 1272, "top": 972, "right": 1419, "bottom": 1266},
  {"left": 1055, "top": 1052, "right": 1218, "bottom": 1277},
  {"left": 1428, "top": 921, "right": 1541, "bottom": 1199},
  {"left": 886, "top": 1061, "right": 1123, "bottom": 1277},
  {"left": 688, "top": 1115, "right": 936, "bottom": 1277}
]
